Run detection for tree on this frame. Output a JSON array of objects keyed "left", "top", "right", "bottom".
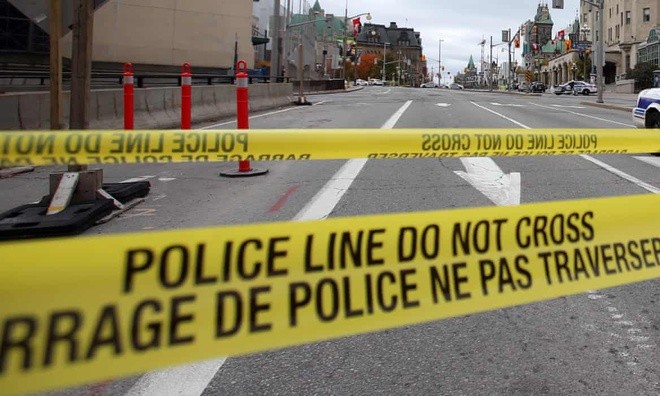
[
  {"left": 627, "top": 62, "right": 656, "bottom": 91},
  {"left": 356, "top": 53, "right": 379, "bottom": 79}
]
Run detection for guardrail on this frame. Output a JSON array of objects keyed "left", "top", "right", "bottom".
[{"left": 0, "top": 69, "right": 290, "bottom": 89}]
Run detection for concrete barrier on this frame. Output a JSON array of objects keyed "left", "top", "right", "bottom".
[{"left": 0, "top": 83, "right": 293, "bottom": 130}]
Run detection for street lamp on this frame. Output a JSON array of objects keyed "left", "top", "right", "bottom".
[
  {"left": 439, "top": 38, "right": 444, "bottom": 85},
  {"left": 341, "top": 3, "right": 372, "bottom": 81},
  {"left": 571, "top": 62, "right": 577, "bottom": 81},
  {"left": 581, "top": 0, "right": 604, "bottom": 103},
  {"left": 382, "top": 42, "right": 390, "bottom": 81}
]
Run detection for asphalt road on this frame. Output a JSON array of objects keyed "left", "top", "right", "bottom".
[{"left": 3, "top": 86, "right": 659, "bottom": 395}]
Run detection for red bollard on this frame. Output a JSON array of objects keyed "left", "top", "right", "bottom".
[
  {"left": 220, "top": 60, "right": 268, "bottom": 178},
  {"left": 181, "top": 63, "right": 192, "bottom": 129},
  {"left": 123, "top": 63, "right": 134, "bottom": 130}
]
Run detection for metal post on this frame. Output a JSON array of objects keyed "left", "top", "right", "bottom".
[
  {"left": 69, "top": 0, "right": 94, "bottom": 172},
  {"left": 438, "top": 38, "right": 442, "bottom": 85},
  {"left": 507, "top": 29, "right": 512, "bottom": 91},
  {"left": 596, "top": 0, "right": 604, "bottom": 103},
  {"left": 271, "top": 0, "right": 281, "bottom": 82},
  {"left": 342, "top": 0, "right": 348, "bottom": 81},
  {"left": 49, "top": 0, "right": 62, "bottom": 130},
  {"left": 489, "top": 36, "right": 493, "bottom": 91},
  {"left": 382, "top": 42, "right": 386, "bottom": 81}
]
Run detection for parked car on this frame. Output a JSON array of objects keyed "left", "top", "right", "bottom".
[
  {"left": 420, "top": 81, "right": 436, "bottom": 88},
  {"left": 531, "top": 81, "right": 546, "bottom": 93},
  {"left": 632, "top": 87, "right": 660, "bottom": 128},
  {"left": 369, "top": 79, "right": 384, "bottom": 86},
  {"left": 449, "top": 83, "right": 464, "bottom": 90},
  {"left": 355, "top": 78, "right": 368, "bottom": 86},
  {"left": 571, "top": 81, "right": 597, "bottom": 95}
]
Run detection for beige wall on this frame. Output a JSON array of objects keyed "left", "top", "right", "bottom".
[{"left": 63, "top": 0, "right": 255, "bottom": 69}]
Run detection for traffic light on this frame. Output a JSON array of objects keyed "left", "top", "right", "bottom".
[
  {"left": 514, "top": 37, "right": 520, "bottom": 48},
  {"left": 552, "top": 0, "right": 564, "bottom": 9}
]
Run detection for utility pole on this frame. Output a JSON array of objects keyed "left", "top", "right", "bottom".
[
  {"left": 489, "top": 35, "right": 493, "bottom": 91},
  {"left": 49, "top": 0, "right": 62, "bottom": 130},
  {"left": 595, "top": 0, "right": 604, "bottom": 103},
  {"left": 342, "top": 0, "right": 348, "bottom": 81},
  {"left": 438, "top": 38, "right": 443, "bottom": 85},
  {"left": 507, "top": 28, "right": 512, "bottom": 91},
  {"left": 271, "top": 0, "right": 281, "bottom": 81}
]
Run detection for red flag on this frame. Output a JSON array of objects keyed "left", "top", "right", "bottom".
[
  {"left": 352, "top": 18, "right": 361, "bottom": 36},
  {"left": 532, "top": 42, "right": 539, "bottom": 52},
  {"left": 558, "top": 30, "right": 565, "bottom": 39}
]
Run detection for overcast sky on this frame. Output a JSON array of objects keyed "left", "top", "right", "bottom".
[{"left": 310, "top": 0, "right": 581, "bottom": 80}]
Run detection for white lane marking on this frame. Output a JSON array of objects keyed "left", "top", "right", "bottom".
[
  {"left": 551, "top": 104, "right": 586, "bottom": 109},
  {"left": 531, "top": 103, "right": 635, "bottom": 127},
  {"left": 121, "top": 176, "right": 155, "bottom": 183},
  {"left": 473, "top": 101, "right": 659, "bottom": 194},
  {"left": 470, "top": 101, "right": 530, "bottom": 128},
  {"left": 579, "top": 155, "right": 660, "bottom": 194},
  {"left": 633, "top": 156, "right": 660, "bottom": 168},
  {"left": 436, "top": 103, "right": 451, "bottom": 107},
  {"left": 490, "top": 102, "right": 524, "bottom": 107},
  {"left": 454, "top": 158, "right": 521, "bottom": 206},
  {"left": 158, "top": 177, "right": 176, "bottom": 182},
  {"left": 200, "top": 101, "right": 329, "bottom": 129},
  {"left": 125, "top": 357, "right": 227, "bottom": 396},
  {"left": 293, "top": 100, "right": 413, "bottom": 221}
]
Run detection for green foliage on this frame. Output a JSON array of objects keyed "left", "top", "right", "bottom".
[{"left": 627, "top": 62, "right": 657, "bottom": 90}]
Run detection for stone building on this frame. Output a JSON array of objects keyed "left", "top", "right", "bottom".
[
  {"left": 580, "top": 0, "right": 659, "bottom": 83},
  {"left": 355, "top": 21, "right": 424, "bottom": 86}
]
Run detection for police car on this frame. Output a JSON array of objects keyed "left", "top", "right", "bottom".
[{"left": 632, "top": 88, "right": 660, "bottom": 128}]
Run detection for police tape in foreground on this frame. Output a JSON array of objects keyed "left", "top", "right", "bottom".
[
  {"left": 1, "top": 128, "right": 658, "bottom": 167},
  {"left": 1, "top": 194, "right": 659, "bottom": 395}
]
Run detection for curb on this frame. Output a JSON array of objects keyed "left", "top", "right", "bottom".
[
  {"left": 579, "top": 101, "right": 633, "bottom": 113},
  {"left": 0, "top": 166, "right": 35, "bottom": 179},
  {"left": 300, "top": 86, "right": 364, "bottom": 96}
]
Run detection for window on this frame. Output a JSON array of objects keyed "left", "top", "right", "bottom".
[
  {"left": 625, "top": 11, "right": 631, "bottom": 25},
  {"left": 643, "top": 8, "right": 650, "bottom": 22},
  {"left": 608, "top": 27, "right": 612, "bottom": 42},
  {"left": 583, "top": 13, "right": 587, "bottom": 23},
  {"left": 615, "top": 25, "right": 619, "bottom": 41}
]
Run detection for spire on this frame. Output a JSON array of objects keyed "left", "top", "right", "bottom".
[
  {"left": 312, "top": 0, "right": 322, "bottom": 12},
  {"left": 467, "top": 55, "right": 475, "bottom": 70}
]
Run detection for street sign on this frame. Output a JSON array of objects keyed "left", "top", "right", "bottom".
[{"left": 575, "top": 41, "right": 591, "bottom": 50}]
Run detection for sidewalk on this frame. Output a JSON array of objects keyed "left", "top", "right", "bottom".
[
  {"left": 472, "top": 87, "right": 636, "bottom": 113},
  {"left": 578, "top": 91, "right": 637, "bottom": 112}
]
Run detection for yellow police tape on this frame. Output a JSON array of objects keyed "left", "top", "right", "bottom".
[
  {"left": 1, "top": 129, "right": 658, "bottom": 166},
  {"left": 1, "top": 194, "right": 659, "bottom": 395}
]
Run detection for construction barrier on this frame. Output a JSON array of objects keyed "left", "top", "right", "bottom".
[
  {"left": 123, "top": 63, "right": 134, "bottom": 130},
  {"left": 181, "top": 63, "right": 192, "bottom": 130},
  {"left": 220, "top": 60, "right": 268, "bottom": 177},
  {"left": 0, "top": 193, "right": 658, "bottom": 395},
  {"left": 0, "top": 128, "right": 657, "bottom": 167}
]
